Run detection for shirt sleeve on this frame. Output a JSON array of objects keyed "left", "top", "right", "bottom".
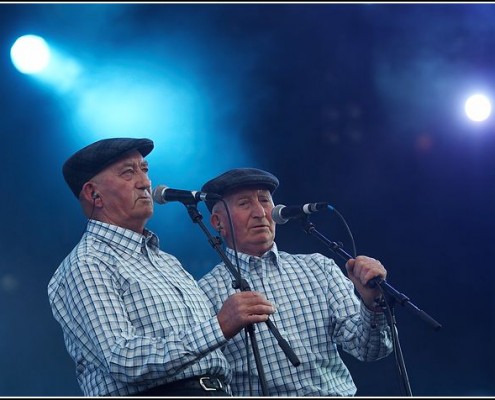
[{"left": 323, "top": 255, "right": 393, "bottom": 362}]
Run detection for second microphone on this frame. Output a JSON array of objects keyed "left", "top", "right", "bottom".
[
  {"left": 271, "top": 202, "right": 331, "bottom": 224},
  {"left": 152, "top": 185, "right": 222, "bottom": 205}
]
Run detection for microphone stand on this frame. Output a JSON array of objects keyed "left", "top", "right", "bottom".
[
  {"left": 184, "top": 204, "right": 301, "bottom": 396},
  {"left": 300, "top": 217, "right": 442, "bottom": 330},
  {"left": 299, "top": 217, "right": 442, "bottom": 397}
]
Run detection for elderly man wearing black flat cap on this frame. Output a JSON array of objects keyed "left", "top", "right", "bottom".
[
  {"left": 47, "top": 138, "right": 275, "bottom": 397},
  {"left": 198, "top": 167, "right": 394, "bottom": 397}
]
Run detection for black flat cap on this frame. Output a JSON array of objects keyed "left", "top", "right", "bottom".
[
  {"left": 201, "top": 167, "right": 279, "bottom": 212},
  {"left": 63, "top": 137, "right": 154, "bottom": 198}
]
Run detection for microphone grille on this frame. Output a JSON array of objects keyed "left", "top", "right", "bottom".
[
  {"left": 152, "top": 185, "right": 168, "bottom": 204},
  {"left": 271, "top": 204, "right": 288, "bottom": 225}
]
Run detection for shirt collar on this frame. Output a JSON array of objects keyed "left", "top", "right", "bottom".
[
  {"left": 86, "top": 219, "right": 160, "bottom": 254},
  {"left": 225, "top": 242, "right": 281, "bottom": 269}
]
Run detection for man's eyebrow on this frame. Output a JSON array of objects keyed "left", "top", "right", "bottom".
[{"left": 113, "top": 160, "right": 148, "bottom": 173}]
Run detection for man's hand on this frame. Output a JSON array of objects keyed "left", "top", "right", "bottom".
[
  {"left": 346, "top": 255, "right": 387, "bottom": 310},
  {"left": 217, "top": 291, "right": 276, "bottom": 339}
]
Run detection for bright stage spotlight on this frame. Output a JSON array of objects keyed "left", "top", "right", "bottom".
[
  {"left": 10, "top": 34, "right": 51, "bottom": 74},
  {"left": 464, "top": 93, "right": 492, "bottom": 122}
]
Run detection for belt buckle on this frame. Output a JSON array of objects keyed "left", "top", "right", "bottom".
[{"left": 199, "top": 376, "right": 220, "bottom": 391}]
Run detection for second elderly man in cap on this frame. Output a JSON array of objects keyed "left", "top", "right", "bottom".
[{"left": 198, "top": 167, "right": 393, "bottom": 396}]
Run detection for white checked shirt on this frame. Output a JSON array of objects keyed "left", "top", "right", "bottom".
[
  {"left": 198, "top": 242, "right": 393, "bottom": 396},
  {"left": 48, "top": 220, "right": 231, "bottom": 396}
]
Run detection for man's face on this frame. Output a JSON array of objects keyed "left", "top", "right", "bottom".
[
  {"left": 92, "top": 150, "right": 153, "bottom": 233},
  {"left": 214, "top": 188, "right": 276, "bottom": 257}
]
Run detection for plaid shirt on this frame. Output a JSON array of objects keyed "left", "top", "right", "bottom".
[
  {"left": 48, "top": 220, "right": 231, "bottom": 396},
  {"left": 198, "top": 243, "right": 393, "bottom": 396}
]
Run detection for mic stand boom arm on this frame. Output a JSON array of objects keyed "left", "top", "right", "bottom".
[
  {"left": 184, "top": 204, "right": 301, "bottom": 395},
  {"left": 301, "top": 218, "right": 442, "bottom": 330}
]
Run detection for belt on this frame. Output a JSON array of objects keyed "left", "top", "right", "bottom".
[
  {"left": 178, "top": 376, "right": 227, "bottom": 391},
  {"left": 132, "top": 375, "right": 229, "bottom": 396}
]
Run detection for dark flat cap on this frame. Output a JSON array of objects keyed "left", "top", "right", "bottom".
[
  {"left": 63, "top": 137, "right": 154, "bottom": 198},
  {"left": 201, "top": 167, "right": 279, "bottom": 212}
]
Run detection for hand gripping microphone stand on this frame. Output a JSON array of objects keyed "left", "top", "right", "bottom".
[
  {"left": 298, "top": 215, "right": 442, "bottom": 396},
  {"left": 183, "top": 203, "right": 301, "bottom": 396}
]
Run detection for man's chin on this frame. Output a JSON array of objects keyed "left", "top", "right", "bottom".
[
  {"left": 251, "top": 235, "right": 275, "bottom": 249},
  {"left": 136, "top": 206, "right": 153, "bottom": 220}
]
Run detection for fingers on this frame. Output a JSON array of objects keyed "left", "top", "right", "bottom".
[
  {"left": 217, "top": 291, "right": 276, "bottom": 339},
  {"left": 233, "top": 291, "right": 276, "bottom": 317},
  {"left": 346, "top": 255, "right": 387, "bottom": 286}
]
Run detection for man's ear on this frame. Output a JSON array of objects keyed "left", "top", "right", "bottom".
[
  {"left": 210, "top": 214, "right": 222, "bottom": 231},
  {"left": 81, "top": 182, "right": 99, "bottom": 203}
]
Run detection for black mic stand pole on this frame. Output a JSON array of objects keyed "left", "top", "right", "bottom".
[
  {"left": 299, "top": 217, "right": 442, "bottom": 397},
  {"left": 184, "top": 204, "right": 301, "bottom": 396}
]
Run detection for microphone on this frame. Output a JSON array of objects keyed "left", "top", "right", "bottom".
[
  {"left": 271, "top": 202, "right": 331, "bottom": 224},
  {"left": 152, "top": 185, "right": 222, "bottom": 205}
]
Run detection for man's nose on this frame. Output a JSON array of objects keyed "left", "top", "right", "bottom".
[
  {"left": 137, "top": 172, "right": 151, "bottom": 189},
  {"left": 252, "top": 201, "right": 267, "bottom": 217}
]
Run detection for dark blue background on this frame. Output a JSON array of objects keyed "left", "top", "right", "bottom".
[{"left": 0, "top": 3, "right": 494, "bottom": 396}]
